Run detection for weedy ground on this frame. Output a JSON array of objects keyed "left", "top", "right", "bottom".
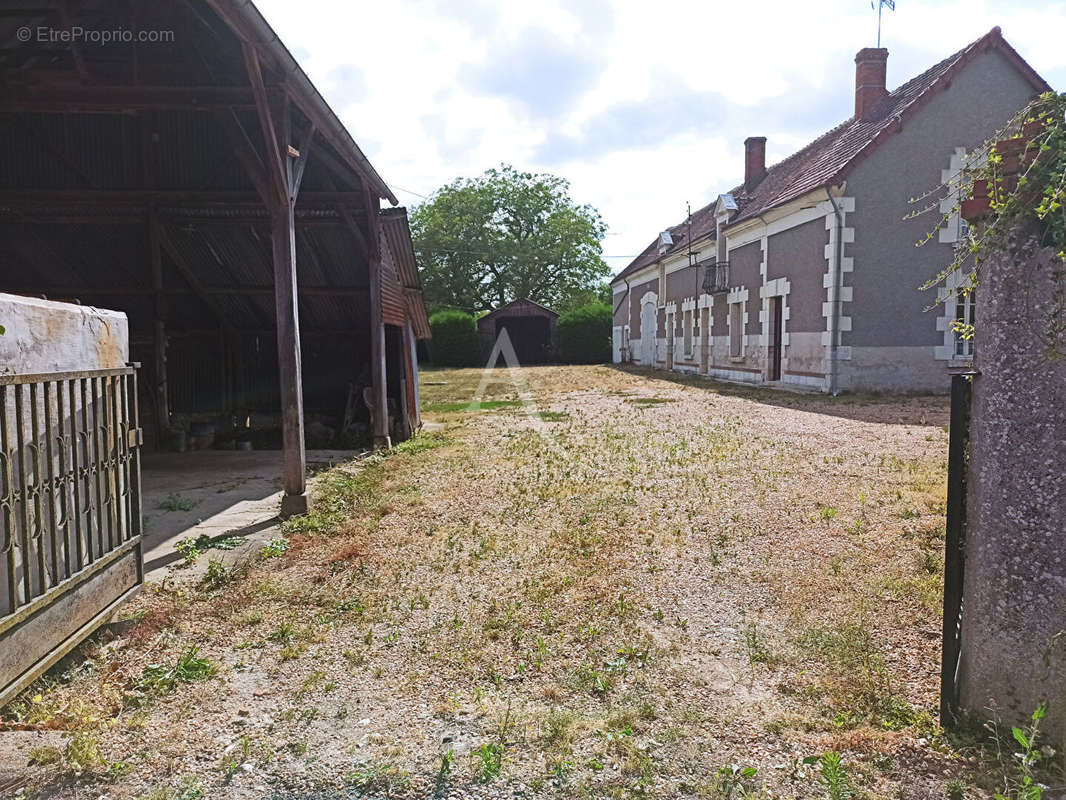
[{"left": 0, "top": 365, "right": 1024, "bottom": 799}]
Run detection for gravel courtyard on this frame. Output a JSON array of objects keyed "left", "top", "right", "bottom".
[{"left": 4, "top": 365, "right": 999, "bottom": 800}]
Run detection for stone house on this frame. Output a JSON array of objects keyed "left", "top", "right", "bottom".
[{"left": 611, "top": 28, "right": 1050, "bottom": 392}]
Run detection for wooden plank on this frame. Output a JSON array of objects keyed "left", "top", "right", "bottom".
[{"left": 0, "top": 549, "right": 140, "bottom": 708}]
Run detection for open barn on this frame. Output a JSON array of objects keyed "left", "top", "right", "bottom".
[{"left": 0, "top": 0, "right": 430, "bottom": 517}]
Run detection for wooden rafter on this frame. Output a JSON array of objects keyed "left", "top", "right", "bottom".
[
  {"left": 241, "top": 43, "right": 287, "bottom": 209},
  {"left": 212, "top": 109, "right": 272, "bottom": 206},
  {"left": 157, "top": 225, "right": 234, "bottom": 332}
]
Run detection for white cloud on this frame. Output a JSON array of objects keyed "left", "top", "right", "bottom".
[{"left": 255, "top": 0, "right": 1065, "bottom": 273}]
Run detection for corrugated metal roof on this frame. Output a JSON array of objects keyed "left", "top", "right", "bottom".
[{"left": 380, "top": 208, "right": 431, "bottom": 339}]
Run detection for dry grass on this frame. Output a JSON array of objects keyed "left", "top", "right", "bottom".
[{"left": 3, "top": 364, "right": 1011, "bottom": 800}]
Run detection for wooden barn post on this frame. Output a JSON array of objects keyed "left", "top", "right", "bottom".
[
  {"left": 244, "top": 42, "right": 308, "bottom": 516},
  {"left": 365, "top": 185, "right": 391, "bottom": 450},
  {"left": 147, "top": 209, "right": 170, "bottom": 439}
]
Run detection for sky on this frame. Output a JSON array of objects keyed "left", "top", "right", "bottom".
[{"left": 255, "top": 0, "right": 1066, "bottom": 277}]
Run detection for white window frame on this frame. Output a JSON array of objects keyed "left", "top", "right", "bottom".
[{"left": 953, "top": 287, "right": 976, "bottom": 358}]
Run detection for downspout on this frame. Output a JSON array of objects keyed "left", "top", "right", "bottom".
[
  {"left": 613, "top": 278, "right": 631, "bottom": 361},
  {"left": 825, "top": 187, "right": 845, "bottom": 396}
]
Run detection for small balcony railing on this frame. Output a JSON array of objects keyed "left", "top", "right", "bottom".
[{"left": 701, "top": 261, "right": 729, "bottom": 294}]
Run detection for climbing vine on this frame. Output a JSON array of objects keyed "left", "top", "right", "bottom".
[{"left": 909, "top": 91, "right": 1066, "bottom": 359}]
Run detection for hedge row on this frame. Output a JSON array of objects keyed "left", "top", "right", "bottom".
[
  {"left": 427, "top": 302, "right": 612, "bottom": 366},
  {"left": 427, "top": 309, "right": 483, "bottom": 366}
]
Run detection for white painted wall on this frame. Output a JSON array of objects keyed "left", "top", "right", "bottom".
[{"left": 0, "top": 294, "right": 129, "bottom": 374}]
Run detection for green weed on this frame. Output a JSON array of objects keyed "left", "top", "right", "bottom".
[
  {"left": 159, "top": 493, "right": 198, "bottom": 512},
  {"left": 472, "top": 742, "right": 504, "bottom": 782},
  {"left": 136, "top": 647, "right": 216, "bottom": 694}
]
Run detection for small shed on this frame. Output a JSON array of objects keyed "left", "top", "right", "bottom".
[{"left": 478, "top": 299, "right": 558, "bottom": 365}]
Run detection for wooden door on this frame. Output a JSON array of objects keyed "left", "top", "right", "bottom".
[{"left": 768, "top": 296, "right": 783, "bottom": 381}]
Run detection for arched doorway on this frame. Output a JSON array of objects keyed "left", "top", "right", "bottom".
[{"left": 641, "top": 299, "right": 658, "bottom": 365}]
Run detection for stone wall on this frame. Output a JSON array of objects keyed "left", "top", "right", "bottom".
[
  {"left": 957, "top": 236, "right": 1066, "bottom": 747},
  {"left": 0, "top": 293, "right": 129, "bottom": 373}
]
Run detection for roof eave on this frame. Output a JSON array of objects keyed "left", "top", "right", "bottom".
[{"left": 208, "top": 0, "right": 399, "bottom": 206}]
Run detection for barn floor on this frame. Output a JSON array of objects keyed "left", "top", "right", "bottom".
[
  {"left": 141, "top": 450, "right": 367, "bottom": 580},
  {"left": 6, "top": 366, "right": 1021, "bottom": 800}
]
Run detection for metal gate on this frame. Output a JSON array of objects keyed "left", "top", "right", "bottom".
[
  {"left": 0, "top": 365, "right": 143, "bottom": 706},
  {"left": 940, "top": 370, "right": 974, "bottom": 726}
]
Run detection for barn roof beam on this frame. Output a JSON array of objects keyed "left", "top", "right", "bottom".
[{"left": 0, "top": 84, "right": 280, "bottom": 112}]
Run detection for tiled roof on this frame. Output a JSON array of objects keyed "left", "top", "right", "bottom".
[
  {"left": 612, "top": 27, "right": 1049, "bottom": 285},
  {"left": 612, "top": 198, "right": 719, "bottom": 284},
  {"left": 480, "top": 297, "right": 559, "bottom": 321}
]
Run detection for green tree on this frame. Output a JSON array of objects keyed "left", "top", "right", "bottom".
[
  {"left": 557, "top": 281, "right": 612, "bottom": 313},
  {"left": 411, "top": 165, "right": 609, "bottom": 313}
]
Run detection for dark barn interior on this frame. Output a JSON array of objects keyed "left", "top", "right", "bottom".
[{"left": 0, "top": 0, "right": 430, "bottom": 514}]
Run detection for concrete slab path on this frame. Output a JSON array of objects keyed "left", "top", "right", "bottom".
[{"left": 140, "top": 450, "right": 366, "bottom": 581}]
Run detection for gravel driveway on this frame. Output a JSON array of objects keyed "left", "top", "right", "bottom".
[{"left": 4, "top": 365, "right": 987, "bottom": 800}]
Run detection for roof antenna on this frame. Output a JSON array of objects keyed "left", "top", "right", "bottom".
[
  {"left": 872, "top": 0, "right": 894, "bottom": 47},
  {"left": 686, "top": 201, "right": 692, "bottom": 265}
]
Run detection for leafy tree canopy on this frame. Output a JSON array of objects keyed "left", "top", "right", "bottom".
[{"left": 410, "top": 165, "right": 610, "bottom": 313}]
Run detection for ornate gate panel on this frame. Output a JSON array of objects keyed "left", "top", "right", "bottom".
[{"left": 0, "top": 365, "right": 143, "bottom": 706}]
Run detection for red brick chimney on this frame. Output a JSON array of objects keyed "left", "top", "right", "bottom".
[
  {"left": 855, "top": 47, "right": 889, "bottom": 119},
  {"left": 744, "top": 136, "right": 766, "bottom": 191}
]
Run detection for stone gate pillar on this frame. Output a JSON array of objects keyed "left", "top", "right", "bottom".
[{"left": 957, "top": 230, "right": 1066, "bottom": 747}]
